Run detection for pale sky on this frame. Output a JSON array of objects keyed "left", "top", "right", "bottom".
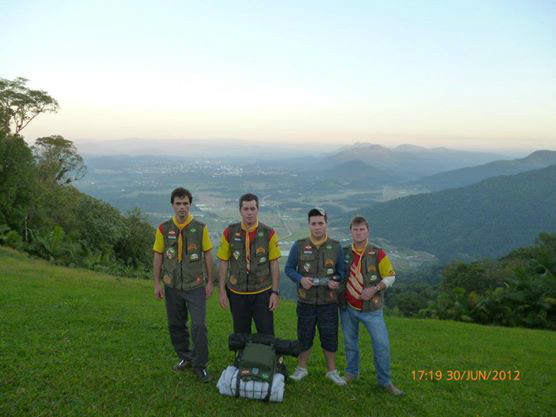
[{"left": 1, "top": 0, "right": 555, "bottom": 151}]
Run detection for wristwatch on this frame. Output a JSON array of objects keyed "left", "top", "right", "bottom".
[{"left": 271, "top": 289, "right": 280, "bottom": 296}]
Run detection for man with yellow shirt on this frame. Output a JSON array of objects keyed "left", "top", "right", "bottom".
[
  {"left": 153, "top": 187, "right": 214, "bottom": 382},
  {"left": 338, "top": 216, "right": 404, "bottom": 396},
  {"left": 217, "top": 193, "right": 280, "bottom": 335}
]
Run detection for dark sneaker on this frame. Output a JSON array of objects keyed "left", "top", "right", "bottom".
[
  {"left": 383, "top": 383, "right": 404, "bottom": 396},
  {"left": 193, "top": 367, "right": 211, "bottom": 383},
  {"left": 173, "top": 359, "right": 192, "bottom": 371}
]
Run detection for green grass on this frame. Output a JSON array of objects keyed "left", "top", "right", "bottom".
[{"left": 1, "top": 246, "right": 555, "bottom": 417}]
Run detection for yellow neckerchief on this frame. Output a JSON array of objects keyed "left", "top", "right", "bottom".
[
  {"left": 241, "top": 220, "right": 259, "bottom": 272},
  {"left": 309, "top": 233, "right": 328, "bottom": 248},
  {"left": 173, "top": 214, "right": 193, "bottom": 262},
  {"left": 352, "top": 240, "right": 368, "bottom": 276}
]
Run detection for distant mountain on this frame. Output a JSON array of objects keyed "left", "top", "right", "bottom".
[
  {"left": 318, "top": 143, "right": 504, "bottom": 180},
  {"left": 321, "top": 160, "right": 405, "bottom": 186},
  {"left": 334, "top": 165, "right": 556, "bottom": 262},
  {"left": 414, "top": 150, "right": 556, "bottom": 191}
]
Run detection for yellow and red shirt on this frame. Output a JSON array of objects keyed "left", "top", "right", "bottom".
[
  {"left": 217, "top": 225, "right": 280, "bottom": 295},
  {"left": 345, "top": 247, "right": 394, "bottom": 310}
]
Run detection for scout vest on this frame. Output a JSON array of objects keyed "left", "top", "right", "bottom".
[
  {"left": 296, "top": 237, "right": 341, "bottom": 305},
  {"left": 339, "top": 245, "right": 384, "bottom": 311},
  {"left": 226, "top": 222, "right": 272, "bottom": 293},
  {"left": 161, "top": 218, "right": 205, "bottom": 291}
]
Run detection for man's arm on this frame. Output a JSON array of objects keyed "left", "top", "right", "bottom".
[
  {"left": 204, "top": 250, "right": 214, "bottom": 298},
  {"left": 153, "top": 252, "right": 164, "bottom": 299},
  {"left": 218, "top": 260, "right": 229, "bottom": 308},
  {"left": 268, "top": 259, "right": 280, "bottom": 311}
]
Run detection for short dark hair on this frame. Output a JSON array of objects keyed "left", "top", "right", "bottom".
[
  {"left": 171, "top": 187, "right": 192, "bottom": 204},
  {"left": 350, "top": 216, "right": 369, "bottom": 230},
  {"left": 308, "top": 207, "right": 327, "bottom": 222},
  {"left": 239, "top": 193, "right": 259, "bottom": 209}
]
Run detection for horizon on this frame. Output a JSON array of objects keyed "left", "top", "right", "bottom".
[{"left": 2, "top": 1, "right": 555, "bottom": 151}]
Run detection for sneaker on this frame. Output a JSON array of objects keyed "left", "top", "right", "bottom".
[
  {"left": 172, "top": 359, "right": 192, "bottom": 371},
  {"left": 383, "top": 383, "right": 404, "bottom": 396},
  {"left": 289, "top": 367, "right": 308, "bottom": 381},
  {"left": 326, "top": 370, "right": 347, "bottom": 386},
  {"left": 342, "top": 372, "right": 359, "bottom": 383},
  {"left": 193, "top": 367, "right": 211, "bottom": 383}
]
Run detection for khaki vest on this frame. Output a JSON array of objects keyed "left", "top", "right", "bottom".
[
  {"left": 226, "top": 222, "right": 272, "bottom": 292},
  {"left": 161, "top": 218, "right": 205, "bottom": 291},
  {"left": 296, "top": 238, "right": 341, "bottom": 305},
  {"left": 339, "top": 245, "right": 384, "bottom": 311}
]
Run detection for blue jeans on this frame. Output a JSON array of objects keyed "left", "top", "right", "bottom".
[{"left": 340, "top": 306, "right": 391, "bottom": 386}]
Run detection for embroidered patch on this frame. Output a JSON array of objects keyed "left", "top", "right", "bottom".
[
  {"left": 326, "top": 245, "right": 332, "bottom": 249},
  {"left": 368, "top": 251, "right": 375, "bottom": 255},
  {"left": 190, "top": 253, "right": 199, "bottom": 261},
  {"left": 304, "top": 245, "right": 312, "bottom": 250},
  {"left": 163, "top": 275, "right": 171, "bottom": 285},
  {"left": 370, "top": 274, "right": 378, "bottom": 282},
  {"left": 368, "top": 264, "right": 376, "bottom": 273},
  {"left": 258, "top": 257, "right": 267, "bottom": 263},
  {"left": 190, "top": 228, "right": 197, "bottom": 233},
  {"left": 233, "top": 250, "right": 241, "bottom": 260},
  {"left": 303, "top": 250, "right": 313, "bottom": 255},
  {"left": 256, "top": 247, "right": 266, "bottom": 255},
  {"left": 303, "top": 263, "right": 311, "bottom": 272},
  {"left": 326, "top": 268, "right": 334, "bottom": 275},
  {"left": 298, "top": 288, "right": 306, "bottom": 298},
  {"left": 258, "top": 232, "right": 264, "bottom": 237},
  {"left": 166, "top": 248, "right": 176, "bottom": 259},
  {"left": 324, "top": 259, "right": 334, "bottom": 268},
  {"left": 229, "top": 275, "right": 238, "bottom": 285},
  {"left": 235, "top": 232, "right": 241, "bottom": 237},
  {"left": 188, "top": 243, "right": 198, "bottom": 251},
  {"left": 168, "top": 230, "right": 176, "bottom": 236},
  {"left": 195, "top": 276, "right": 202, "bottom": 283}
]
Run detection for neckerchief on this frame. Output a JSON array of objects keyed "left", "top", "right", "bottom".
[
  {"left": 347, "top": 240, "right": 367, "bottom": 298},
  {"left": 309, "top": 233, "right": 328, "bottom": 248},
  {"left": 173, "top": 214, "right": 193, "bottom": 262},
  {"left": 241, "top": 220, "right": 259, "bottom": 272}
]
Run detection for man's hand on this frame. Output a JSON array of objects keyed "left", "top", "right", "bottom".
[
  {"left": 219, "top": 289, "right": 229, "bottom": 309},
  {"left": 154, "top": 282, "right": 164, "bottom": 300},
  {"left": 327, "top": 280, "right": 339, "bottom": 290},
  {"left": 205, "top": 280, "right": 213, "bottom": 299},
  {"left": 268, "top": 292, "right": 279, "bottom": 311},
  {"left": 360, "top": 286, "right": 377, "bottom": 301},
  {"left": 300, "top": 277, "right": 314, "bottom": 290}
]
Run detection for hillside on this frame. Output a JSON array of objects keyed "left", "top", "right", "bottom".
[
  {"left": 1, "top": 247, "right": 555, "bottom": 417},
  {"left": 414, "top": 150, "right": 556, "bottom": 191},
  {"left": 318, "top": 143, "right": 503, "bottom": 179},
  {"left": 336, "top": 165, "right": 556, "bottom": 262}
]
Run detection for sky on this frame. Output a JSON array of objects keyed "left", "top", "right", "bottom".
[{"left": 1, "top": 0, "right": 555, "bottom": 151}]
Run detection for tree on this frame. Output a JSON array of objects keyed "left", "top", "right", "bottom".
[
  {"left": 32, "top": 135, "right": 86, "bottom": 184},
  {"left": 0, "top": 77, "right": 59, "bottom": 135}
]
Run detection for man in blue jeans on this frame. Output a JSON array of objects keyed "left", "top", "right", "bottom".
[{"left": 338, "top": 216, "right": 403, "bottom": 396}]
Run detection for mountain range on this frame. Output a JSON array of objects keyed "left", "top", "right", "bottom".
[{"left": 334, "top": 164, "right": 556, "bottom": 262}]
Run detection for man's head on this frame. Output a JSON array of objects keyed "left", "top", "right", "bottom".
[
  {"left": 239, "top": 193, "right": 259, "bottom": 226},
  {"left": 350, "top": 216, "right": 369, "bottom": 244},
  {"left": 171, "top": 187, "right": 192, "bottom": 221},
  {"left": 308, "top": 208, "right": 327, "bottom": 239}
]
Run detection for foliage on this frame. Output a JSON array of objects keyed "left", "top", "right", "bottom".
[
  {"left": 422, "top": 234, "right": 556, "bottom": 329},
  {"left": 32, "top": 135, "right": 86, "bottom": 184},
  {"left": 0, "top": 77, "right": 59, "bottom": 134}
]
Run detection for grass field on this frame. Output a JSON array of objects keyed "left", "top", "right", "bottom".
[{"left": 1, "top": 246, "right": 555, "bottom": 417}]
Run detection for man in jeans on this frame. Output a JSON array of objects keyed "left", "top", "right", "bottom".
[
  {"left": 339, "top": 216, "right": 403, "bottom": 395},
  {"left": 153, "top": 187, "right": 214, "bottom": 382},
  {"left": 285, "top": 208, "right": 346, "bottom": 386}
]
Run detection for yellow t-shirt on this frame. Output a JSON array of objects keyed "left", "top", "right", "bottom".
[{"left": 153, "top": 214, "right": 212, "bottom": 254}]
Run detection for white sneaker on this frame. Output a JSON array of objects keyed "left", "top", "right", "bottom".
[
  {"left": 289, "top": 367, "right": 308, "bottom": 381},
  {"left": 326, "top": 370, "right": 347, "bottom": 386}
]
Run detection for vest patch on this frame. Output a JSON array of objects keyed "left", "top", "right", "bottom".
[
  {"left": 303, "top": 263, "right": 311, "bottom": 272},
  {"left": 230, "top": 275, "right": 238, "bottom": 285},
  {"left": 233, "top": 250, "right": 241, "bottom": 260},
  {"left": 298, "top": 288, "right": 306, "bottom": 298},
  {"left": 256, "top": 247, "right": 266, "bottom": 255},
  {"left": 188, "top": 243, "right": 198, "bottom": 251},
  {"left": 190, "top": 253, "right": 199, "bottom": 261},
  {"left": 166, "top": 248, "right": 176, "bottom": 259},
  {"left": 368, "top": 264, "right": 376, "bottom": 273},
  {"left": 324, "top": 259, "right": 334, "bottom": 267}
]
